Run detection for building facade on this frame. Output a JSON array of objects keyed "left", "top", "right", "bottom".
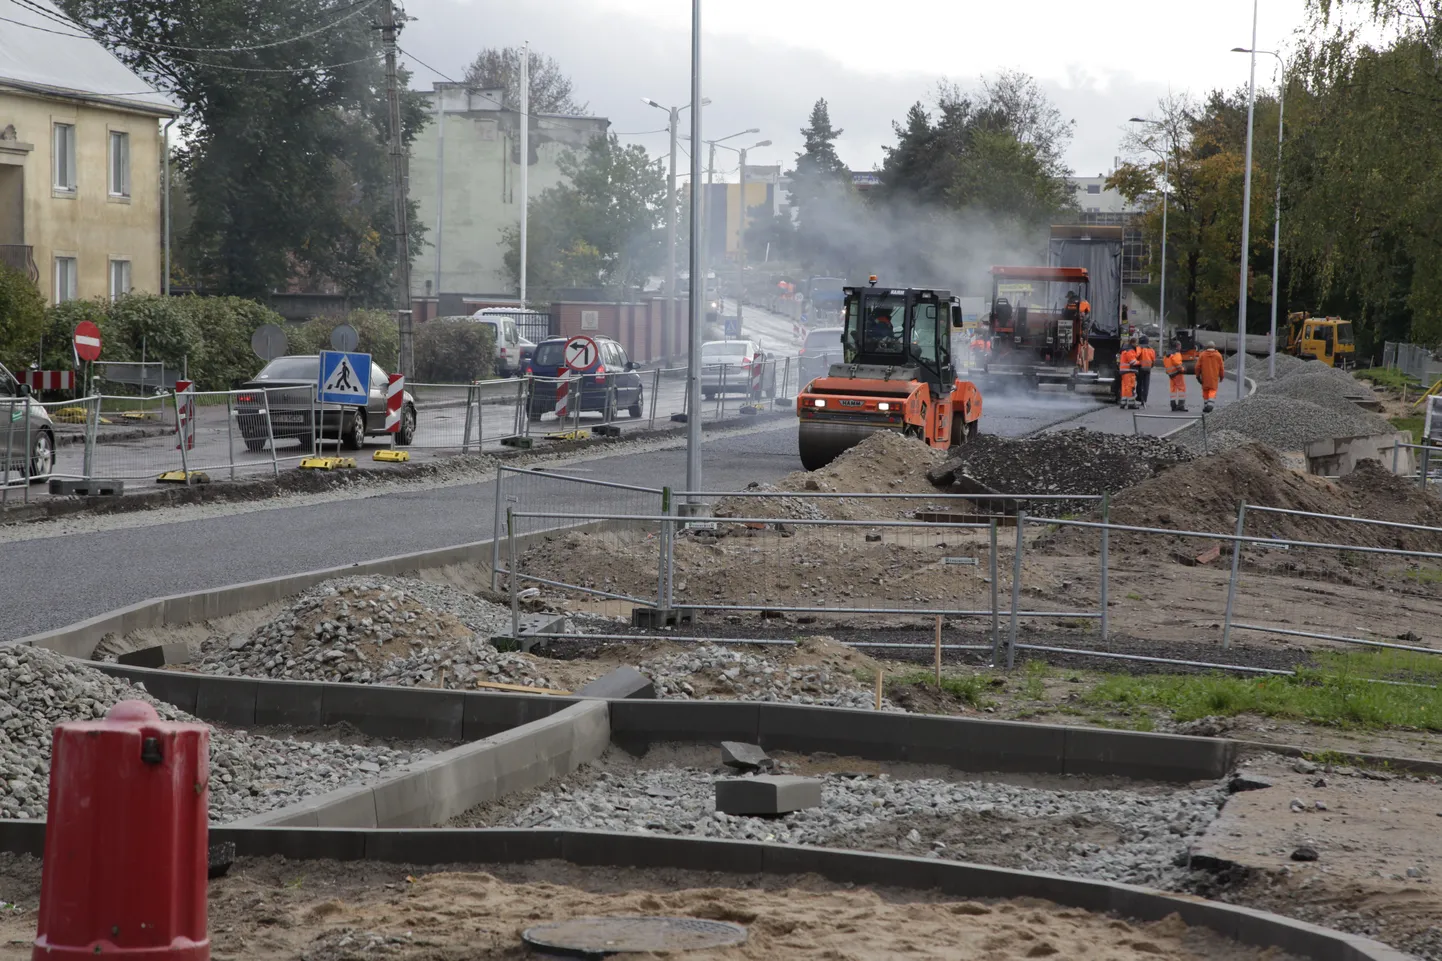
[
  {"left": 0, "top": 0, "right": 177, "bottom": 304},
  {"left": 408, "top": 82, "right": 609, "bottom": 309}
]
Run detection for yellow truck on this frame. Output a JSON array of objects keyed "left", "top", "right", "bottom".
[{"left": 1286, "top": 312, "right": 1355, "bottom": 369}]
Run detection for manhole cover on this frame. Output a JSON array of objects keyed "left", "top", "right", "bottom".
[{"left": 522, "top": 916, "right": 748, "bottom": 956}]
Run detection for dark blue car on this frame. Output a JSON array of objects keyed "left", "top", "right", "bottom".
[{"left": 527, "top": 335, "right": 645, "bottom": 420}]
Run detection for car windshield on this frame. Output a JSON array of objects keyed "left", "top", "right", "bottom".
[
  {"left": 845, "top": 292, "right": 907, "bottom": 360},
  {"left": 702, "top": 343, "right": 747, "bottom": 360},
  {"left": 533, "top": 342, "right": 566, "bottom": 367},
  {"left": 256, "top": 357, "right": 319, "bottom": 380},
  {"left": 1336, "top": 323, "right": 1354, "bottom": 345},
  {"left": 804, "top": 329, "right": 840, "bottom": 350}
]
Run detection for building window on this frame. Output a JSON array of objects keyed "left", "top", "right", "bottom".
[
  {"left": 54, "top": 257, "right": 77, "bottom": 302},
  {"left": 108, "top": 131, "right": 130, "bottom": 197},
  {"left": 1086, "top": 183, "right": 1102, "bottom": 194},
  {"left": 53, "top": 123, "right": 76, "bottom": 191},
  {"left": 109, "top": 259, "right": 131, "bottom": 301}
]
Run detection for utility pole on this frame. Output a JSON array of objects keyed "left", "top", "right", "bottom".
[
  {"left": 665, "top": 107, "right": 678, "bottom": 360},
  {"left": 381, "top": 0, "right": 413, "bottom": 376},
  {"left": 736, "top": 148, "right": 747, "bottom": 333},
  {"left": 432, "top": 83, "right": 446, "bottom": 303},
  {"left": 685, "top": 0, "right": 704, "bottom": 502},
  {"left": 519, "top": 41, "right": 529, "bottom": 306},
  {"left": 1234, "top": 0, "right": 1259, "bottom": 399}
]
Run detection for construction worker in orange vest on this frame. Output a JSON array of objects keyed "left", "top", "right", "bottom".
[
  {"left": 1164, "top": 340, "right": 1188, "bottom": 412},
  {"left": 1118, "top": 338, "right": 1140, "bottom": 410},
  {"left": 1135, "top": 335, "right": 1156, "bottom": 408},
  {"left": 1195, "top": 340, "right": 1226, "bottom": 413}
]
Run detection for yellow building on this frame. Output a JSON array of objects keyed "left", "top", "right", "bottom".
[{"left": 0, "top": 0, "right": 178, "bottom": 304}]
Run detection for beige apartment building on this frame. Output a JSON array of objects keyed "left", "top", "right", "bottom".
[{"left": 0, "top": 0, "right": 178, "bottom": 304}]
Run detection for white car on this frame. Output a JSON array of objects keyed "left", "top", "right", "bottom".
[
  {"left": 467, "top": 308, "right": 541, "bottom": 377},
  {"left": 699, "top": 340, "right": 777, "bottom": 399}
]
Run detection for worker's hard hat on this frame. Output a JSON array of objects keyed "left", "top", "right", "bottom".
[
  {"left": 1171, "top": 340, "right": 1182, "bottom": 349},
  {"left": 1205, "top": 340, "right": 1217, "bottom": 349}
]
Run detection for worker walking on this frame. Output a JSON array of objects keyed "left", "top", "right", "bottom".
[
  {"left": 1118, "top": 338, "right": 1139, "bottom": 410},
  {"left": 1136, "top": 335, "right": 1156, "bottom": 408},
  {"left": 1195, "top": 340, "right": 1225, "bottom": 413},
  {"left": 1164, "top": 340, "right": 1188, "bottom": 412}
]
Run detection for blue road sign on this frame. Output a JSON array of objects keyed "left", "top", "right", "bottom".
[{"left": 318, "top": 350, "right": 371, "bottom": 406}]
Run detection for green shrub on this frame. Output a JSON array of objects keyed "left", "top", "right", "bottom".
[
  {"left": 37, "top": 299, "right": 108, "bottom": 370},
  {"left": 413, "top": 319, "right": 495, "bottom": 383},
  {"left": 0, "top": 264, "right": 46, "bottom": 371},
  {"left": 184, "top": 296, "right": 281, "bottom": 388},
  {"left": 289, "top": 309, "right": 399, "bottom": 371}
]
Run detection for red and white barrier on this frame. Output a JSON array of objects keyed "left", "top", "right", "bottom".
[
  {"left": 554, "top": 376, "right": 570, "bottom": 420},
  {"left": 20, "top": 370, "right": 74, "bottom": 391},
  {"left": 750, "top": 357, "right": 765, "bottom": 398},
  {"left": 384, "top": 373, "right": 405, "bottom": 432},
  {"left": 174, "top": 379, "right": 196, "bottom": 451}
]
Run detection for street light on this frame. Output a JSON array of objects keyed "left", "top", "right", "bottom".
[
  {"left": 1129, "top": 117, "right": 1170, "bottom": 353},
  {"left": 685, "top": 0, "right": 704, "bottom": 503},
  {"left": 643, "top": 96, "right": 710, "bottom": 363},
  {"left": 1233, "top": 46, "right": 1286, "bottom": 380},
  {"left": 713, "top": 138, "right": 772, "bottom": 333},
  {"left": 698, "top": 128, "right": 760, "bottom": 325},
  {"left": 1233, "top": 0, "right": 1260, "bottom": 399}
]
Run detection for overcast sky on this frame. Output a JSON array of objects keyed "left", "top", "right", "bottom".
[{"left": 399, "top": 0, "right": 1317, "bottom": 180}]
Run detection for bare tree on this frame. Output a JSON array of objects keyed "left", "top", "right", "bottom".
[{"left": 463, "top": 47, "right": 586, "bottom": 114}]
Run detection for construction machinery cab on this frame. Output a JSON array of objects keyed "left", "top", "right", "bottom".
[
  {"left": 840, "top": 280, "right": 955, "bottom": 395},
  {"left": 1287, "top": 312, "right": 1355, "bottom": 368}
]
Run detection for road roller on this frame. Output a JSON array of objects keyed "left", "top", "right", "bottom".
[{"left": 796, "top": 278, "right": 982, "bottom": 471}]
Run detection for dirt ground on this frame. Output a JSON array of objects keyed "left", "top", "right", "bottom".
[
  {"left": 0, "top": 854, "right": 1301, "bottom": 961},
  {"left": 1191, "top": 754, "right": 1442, "bottom": 959}
]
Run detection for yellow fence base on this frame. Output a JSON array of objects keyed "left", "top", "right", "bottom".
[
  {"left": 155, "top": 470, "right": 210, "bottom": 484},
  {"left": 373, "top": 449, "right": 410, "bottom": 463},
  {"left": 299, "top": 456, "right": 357, "bottom": 470}
]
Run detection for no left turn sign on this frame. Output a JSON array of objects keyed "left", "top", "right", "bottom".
[{"left": 563, "top": 335, "right": 599, "bottom": 371}]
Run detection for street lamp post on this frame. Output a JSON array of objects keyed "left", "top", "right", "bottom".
[
  {"left": 698, "top": 128, "right": 759, "bottom": 318},
  {"left": 1234, "top": 0, "right": 1260, "bottom": 398},
  {"left": 685, "top": 0, "right": 704, "bottom": 502},
  {"left": 1129, "top": 117, "right": 1169, "bottom": 349},
  {"left": 1233, "top": 46, "right": 1286, "bottom": 379},
  {"left": 713, "top": 139, "right": 771, "bottom": 336},
  {"left": 643, "top": 97, "right": 706, "bottom": 362}
]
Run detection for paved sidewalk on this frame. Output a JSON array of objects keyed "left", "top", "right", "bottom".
[{"left": 1045, "top": 373, "right": 1246, "bottom": 437}]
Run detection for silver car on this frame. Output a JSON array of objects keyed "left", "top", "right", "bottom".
[
  {"left": 0, "top": 362, "right": 55, "bottom": 482},
  {"left": 700, "top": 340, "right": 777, "bottom": 399}
]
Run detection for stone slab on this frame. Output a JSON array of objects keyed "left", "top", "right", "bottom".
[
  {"left": 714, "top": 775, "right": 822, "bottom": 816},
  {"left": 576, "top": 666, "right": 655, "bottom": 700}
]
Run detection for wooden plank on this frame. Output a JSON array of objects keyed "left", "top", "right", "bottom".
[{"left": 473, "top": 679, "right": 574, "bottom": 697}]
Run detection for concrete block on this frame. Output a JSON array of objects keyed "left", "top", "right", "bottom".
[
  {"left": 715, "top": 775, "right": 821, "bottom": 816},
  {"left": 560, "top": 830, "right": 765, "bottom": 874},
  {"left": 1064, "top": 727, "right": 1233, "bottom": 782},
  {"left": 577, "top": 666, "right": 655, "bottom": 700},
  {"left": 366, "top": 829, "right": 565, "bottom": 866},
  {"left": 320, "top": 684, "right": 464, "bottom": 742},
  {"left": 764, "top": 845, "right": 942, "bottom": 891},
  {"left": 116, "top": 646, "right": 165, "bottom": 668},
  {"left": 608, "top": 700, "right": 760, "bottom": 746},
  {"left": 253, "top": 679, "right": 327, "bottom": 728},
  {"left": 421, "top": 741, "right": 501, "bottom": 815},
  {"left": 208, "top": 840, "right": 236, "bottom": 879},
  {"left": 194, "top": 675, "right": 259, "bottom": 727},
  {"left": 907, "top": 715, "right": 1068, "bottom": 774},
  {"left": 370, "top": 768, "right": 435, "bottom": 828},
  {"left": 0, "top": 819, "right": 46, "bottom": 857},
  {"left": 97, "top": 666, "right": 199, "bottom": 715},
  {"left": 758, "top": 704, "right": 910, "bottom": 761},
  {"left": 461, "top": 690, "right": 576, "bottom": 741},
  {"left": 1106, "top": 884, "right": 1242, "bottom": 935},
  {"left": 213, "top": 826, "right": 368, "bottom": 862},
  {"left": 720, "top": 741, "right": 772, "bottom": 772}
]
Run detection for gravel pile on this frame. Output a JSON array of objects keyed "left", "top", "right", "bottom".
[
  {"left": 1173, "top": 428, "right": 1253, "bottom": 457},
  {"left": 1225, "top": 351, "right": 1308, "bottom": 380},
  {"left": 640, "top": 642, "right": 900, "bottom": 711},
  {"left": 499, "top": 765, "right": 1226, "bottom": 890},
  {"left": 0, "top": 646, "right": 429, "bottom": 822},
  {"left": 1257, "top": 371, "right": 1390, "bottom": 427},
  {"left": 928, "top": 429, "right": 1193, "bottom": 517},
  {"left": 197, "top": 576, "right": 557, "bottom": 690},
  {"left": 713, "top": 482, "right": 825, "bottom": 522},
  {"left": 1171, "top": 395, "right": 1392, "bottom": 453}
]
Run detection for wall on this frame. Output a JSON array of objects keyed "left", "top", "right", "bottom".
[
  {"left": 0, "top": 91, "right": 167, "bottom": 302},
  {"left": 551, "top": 298, "right": 688, "bottom": 364},
  {"left": 1305, "top": 431, "right": 1414, "bottom": 478},
  {"left": 408, "top": 83, "right": 609, "bottom": 300}
]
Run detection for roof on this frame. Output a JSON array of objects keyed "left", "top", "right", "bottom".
[
  {"left": 991, "top": 266, "right": 1091, "bottom": 282},
  {"left": 0, "top": 0, "right": 178, "bottom": 116}
]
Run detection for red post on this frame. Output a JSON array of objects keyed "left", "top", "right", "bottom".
[{"left": 35, "top": 700, "right": 210, "bottom": 961}]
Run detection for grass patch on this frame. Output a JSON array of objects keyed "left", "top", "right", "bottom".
[
  {"left": 1390, "top": 416, "right": 1424, "bottom": 445},
  {"left": 1357, "top": 367, "right": 1417, "bottom": 390},
  {"left": 1021, "top": 659, "right": 1049, "bottom": 699},
  {"left": 888, "top": 670, "right": 997, "bottom": 710},
  {"left": 1084, "top": 661, "right": 1442, "bottom": 732},
  {"left": 1311, "top": 647, "right": 1442, "bottom": 685}
]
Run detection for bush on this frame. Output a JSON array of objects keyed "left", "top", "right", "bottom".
[
  {"left": 0, "top": 264, "right": 47, "bottom": 371},
  {"left": 289, "top": 309, "right": 399, "bottom": 371},
  {"left": 37, "top": 299, "right": 107, "bottom": 370},
  {"left": 413, "top": 319, "right": 495, "bottom": 383}
]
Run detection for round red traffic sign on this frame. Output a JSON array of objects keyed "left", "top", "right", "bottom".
[
  {"left": 563, "top": 335, "right": 600, "bottom": 372},
  {"left": 73, "top": 321, "right": 102, "bottom": 362}
]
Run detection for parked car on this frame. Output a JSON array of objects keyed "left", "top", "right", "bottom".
[
  {"left": 798, "top": 326, "right": 845, "bottom": 385},
  {"left": 471, "top": 308, "right": 546, "bottom": 377},
  {"left": 0, "top": 362, "right": 54, "bottom": 481},
  {"left": 235, "top": 354, "right": 416, "bottom": 451},
  {"left": 699, "top": 340, "right": 776, "bottom": 399},
  {"left": 526, "top": 336, "right": 644, "bottom": 420}
]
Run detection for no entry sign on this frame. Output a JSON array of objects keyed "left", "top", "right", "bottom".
[
  {"left": 563, "top": 335, "right": 599, "bottom": 372},
  {"left": 73, "top": 321, "right": 102, "bottom": 362}
]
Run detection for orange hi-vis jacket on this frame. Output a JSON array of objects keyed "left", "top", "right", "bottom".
[
  {"left": 1164, "top": 351, "right": 1185, "bottom": 380},
  {"left": 1195, "top": 348, "right": 1225, "bottom": 391},
  {"left": 1118, "top": 346, "right": 1139, "bottom": 373},
  {"left": 1137, "top": 346, "right": 1156, "bottom": 369}
]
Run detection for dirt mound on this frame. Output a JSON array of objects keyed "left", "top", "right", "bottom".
[
  {"left": 1047, "top": 443, "right": 1442, "bottom": 557},
  {"left": 929, "top": 429, "right": 1193, "bottom": 517}
]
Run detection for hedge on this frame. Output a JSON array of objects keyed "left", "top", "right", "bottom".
[{"left": 413, "top": 318, "right": 496, "bottom": 383}]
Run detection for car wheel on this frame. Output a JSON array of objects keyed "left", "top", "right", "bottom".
[
  {"left": 395, "top": 404, "right": 417, "bottom": 446},
  {"left": 342, "top": 409, "right": 366, "bottom": 450},
  {"left": 28, "top": 428, "right": 54, "bottom": 482},
  {"left": 243, "top": 435, "right": 267, "bottom": 453},
  {"left": 629, "top": 389, "right": 644, "bottom": 419}
]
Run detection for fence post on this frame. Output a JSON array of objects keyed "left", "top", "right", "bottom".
[
  {"left": 649, "top": 367, "right": 661, "bottom": 428},
  {"left": 507, "top": 507, "right": 519, "bottom": 639},
  {"left": 491, "top": 468, "right": 508, "bottom": 592},
  {"left": 21, "top": 395, "right": 31, "bottom": 504},
  {"left": 657, "top": 485, "right": 672, "bottom": 611},
  {"left": 1099, "top": 492, "right": 1110, "bottom": 642},
  {"left": 2, "top": 393, "right": 16, "bottom": 506},
  {"left": 225, "top": 391, "right": 236, "bottom": 482},
  {"left": 1422, "top": 446, "right": 1432, "bottom": 491},
  {"left": 173, "top": 390, "right": 191, "bottom": 485},
  {"left": 1131, "top": 412, "right": 1139, "bottom": 436},
  {"left": 1201, "top": 412, "right": 1209, "bottom": 455},
  {"left": 717, "top": 365, "right": 726, "bottom": 418},
  {"left": 462, "top": 384, "right": 477, "bottom": 454},
  {"left": 781, "top": 357, "right": 791, "bottom": 401},
  {"left": 1222, "top": 502, "right": 1247, "bottom": 649},
  {"left": 1007, "top": 511, "right": 1025, "bottom": 670},
  {"left": 263, "top": 390, "right": 279, "bottom": 478},
  {"left": 1393, "top": 440, "right": 1401, "bottom": 475},
  {"left": 988, "top": 519, "right": 1000, "bottom": 662},
  {"left": 83, "top": 394, "right": 97, "bottom": 480}
]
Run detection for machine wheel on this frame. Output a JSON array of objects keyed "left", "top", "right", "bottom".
[{"left": 342, "top": 409, "right": 366, "bottom": 450}]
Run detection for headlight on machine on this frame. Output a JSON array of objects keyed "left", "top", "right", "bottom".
[
  {"left": 877, "top": 402, "right": 891, "bottom": 412},
  {"left": 812, "top": 398, "right": 826, "bottom": 408}
]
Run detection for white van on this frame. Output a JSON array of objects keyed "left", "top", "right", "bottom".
[{"left": 467, "top": 308, "right": 535, "bottom": 377}]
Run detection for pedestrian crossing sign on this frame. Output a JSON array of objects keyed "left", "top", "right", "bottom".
[{"left": 318, "top": 350, "right": 371, "bottom": 405}]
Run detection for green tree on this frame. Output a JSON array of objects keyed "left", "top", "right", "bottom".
[
  {"left": 59, "top": 0, "right": 427, "bottom": 304},
  {"left": 502, "top": 134, "right": 667, "bottom": 303},
  {"left": 463, "top": 47, "right": 584, "bottom": 114},
  {"left": 787, "top": 99, "right": 854, "bottom": 272},
  {"left": 0, "top": 265, "right": 46, "bottom": 371}
]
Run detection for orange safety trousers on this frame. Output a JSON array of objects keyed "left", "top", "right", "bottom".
[{"left": 1121, "top": 373, "right": 1137, "bottom": 399}]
